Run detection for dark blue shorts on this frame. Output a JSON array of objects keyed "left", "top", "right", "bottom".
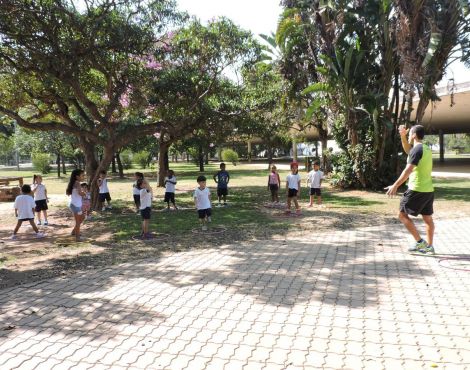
[
  {"left": 99, "top": 192, "right": 111, "bottom": 202},
  {"left": 197, "top": 208, "right": 212, "bottom": 219},
  {"left": 140, "top": 207, "right": 151, "bottom": 220}
]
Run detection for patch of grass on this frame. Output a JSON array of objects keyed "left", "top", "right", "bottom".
[
  {"left": 434, "top": 178, "right": 470, "bottom": 203},
  {"left": 0, "top": 254, "right": 16, "bottom": 267}
]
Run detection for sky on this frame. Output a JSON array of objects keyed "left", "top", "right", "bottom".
[{"left": 176, "top": 0, "right": 470, "bottom": 88}]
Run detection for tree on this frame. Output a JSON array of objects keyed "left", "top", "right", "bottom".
[{"left": 0, "top": 0, "right": 182, "bottom": 206}]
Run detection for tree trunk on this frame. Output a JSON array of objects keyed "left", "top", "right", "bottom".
[
  {"left": 111, "top": 155, "right": 117, "bottom": 173},
  {"left": 116, "top": 152, "right": 124, "bottom": 178},
  {"left": 158, "top": 141, "right": 170, "bottom": 187},
  {"left": 267, "top": 143, "right": 273, "bottom": 170},
  {"left": 61, "top": 155, "right": 66, "bottom": 175},
  {"left": 198, "top": 145, "right": 204, "bottom": 172},
  {"left": 204, "top": 151, "right": 209, "bottom": 165},
  {"left": 56, "top": 153, "right": 61, "bottom": 178}
]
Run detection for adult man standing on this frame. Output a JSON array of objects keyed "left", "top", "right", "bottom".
[{"left": 386, "top": 125, "right": 435, "bottom": 254}]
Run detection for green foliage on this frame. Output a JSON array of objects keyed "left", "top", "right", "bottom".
[
  {"left": 120, "top": 150, "right": 133, "bottom": 170},
  {"left": 32, "top": 153, "right": 51, "bottom": 174},
  {"left": 221, "top": 149, "right": 239, "bottom": 165},
  {"left": 133, "top": 151, "right": 150, "bottom": 169}
]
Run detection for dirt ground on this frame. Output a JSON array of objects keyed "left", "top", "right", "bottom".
[{"left": 1, "top": 191, "right": 469, "bottom": 290}]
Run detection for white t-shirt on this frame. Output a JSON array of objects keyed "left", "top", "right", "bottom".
[
  {"left": 99, "top": 178, "right": 109, "bottom": 194},
  {"left": 286, "top": 174, "right": 301, "bottom": 190},
  {"left": 14, "top": 194, "right": 35, "bottom": 219},
  {"left": 139, "top": 189, "right": 152, "bottom": 209},
  {"left": 307, "top": 170, "right": 324, "bottom": 188},
  {"left": 32, "top": 183, "right": 47, "bottom": 201},
  {"left": 70, "top": 183, "right": 83, "bottom": 207},
  {"left": 165, "top": 176, "right": 177, "bottom": 193},
  {"left": 194, "top": 187, "right": 211, "bottom": 210},
  {"left": 132, "top": 181, "right": 140, "bottom": 196}
]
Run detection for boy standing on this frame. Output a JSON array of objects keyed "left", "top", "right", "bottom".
[
  {"left": 194, "top": 175, "right": 212, "bottom": 231},
  {"left": 97, "top": 170, "right": 112, "bottom": 211},
  {"left": 386, "top": 125, "right": 435, "bottom": 254},
  {"left": 11, "top": 185, "right": 45, "bottom": 239},
  {"left": 213, "top": 163, "right": 230, "bottom": 206},
  {"left": 307, "top": 161, "right": 324, "bottom": 206}
]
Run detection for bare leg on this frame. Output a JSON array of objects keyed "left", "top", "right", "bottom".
[
  {"left": 317, "top": 196, "right": 322, "bottom": 205},
  {"left": 309, "top": 195, "right": 313, "bottom": 206},
  {"left": 287, "top": 197, "right": 292, "bottom": 211},
  {"left": 43, "top": 210, "right": 48, "bottom": 221},
  {"left": 13, "top": 220, "right": 23, "bottom": 234},
  {"left": 294, "top": 197, "right": 300, "bottom": 210},
  {"left": 28, "top": 220, "right": 39, "bottom": 233},
  {"left": 275, "top": 191, "right": 279, "bottom": 203},
  {"left": 422, "top": 215, "right": 434, "bottom": 246},
  {"left": 36, "top": 212, "right": 41, "bottom": 223},
  {"left": 74, "top": 213, "right": 84, "bottom": 240},
  {"left": 398, "top": 212, "right": 421, "bottom": 241}
]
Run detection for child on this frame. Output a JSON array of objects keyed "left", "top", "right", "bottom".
[
  {"left": 286, "top": 162, "right": 301, "bottom": 214},
  {"left": 97, "top": 170, "right": 112, "bottom": 211},
  {"left": 307, "top": 161, "right": 324, "bottom": 206},
  {"left": 66, "top": 169, "right": 86, "bottom": 241},
  {"left": 267, "top": 165, "right": 281, "bottom": 203},
  {"left": 133, "top": 172, "right": 144, "bottom": 213},
  {"left": 11, "top": 185, "right": 45, "bottom": 239},
  {"left": 32, "top": 174, "right": 48, "bottom": 225},
  {"left": 164, "top": 169, "right": 178, "bottom": 210},
  {"left": 194, "top": 175, "right": 212, "bottom": 231},
  {"left": 213, "top": 162, "right": 230, "bottom": 206},
  {"left": 81, "top": 183, "right": 92, "bottom": 220},
  {"left": 138, "top": 178, "right": 153, "bottom": 238}
]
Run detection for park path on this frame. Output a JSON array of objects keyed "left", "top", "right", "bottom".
[{"left": 0, "top": 218, "right": 469, "bottom": 369}]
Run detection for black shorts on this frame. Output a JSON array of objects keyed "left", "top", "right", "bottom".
[
  {"left": 35, "top": 199, "right": 48, "bottom": 212},
  {"left": 217, "top": 188, "right": 228, "bottom": 197},
  {"left": 269, "top": 184, "right": 279, "bottom": 192},
  {"left": 133, "top": 194, "right": 140, "bottom": 207},
  {"left": 288, "top": 188, "right": 298, "bottom": 198},
  {"left": 400, "top": 190, "right": 434, "bottom": 216},
  {"left": 310, "top": 188, "right": 321, "bottom": 196},
  {"left": 140, "top": 207, "right": 151, "bottom": 220},
  {"left": 99, "top": 192, "right": 111, "bottom": 202},
  {"left": 164, "top": 192, "right": 175, "bottom": 203},
  {"left": 197, "top": 208, "right": 212, "bottom": 219},
  {"left": 18, "top": 218, "right": 34, "bottom": 222}
]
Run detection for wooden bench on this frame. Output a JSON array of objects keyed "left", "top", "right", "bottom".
[{"left": 0, "top": 177, "right": 24, "bottom": 202}]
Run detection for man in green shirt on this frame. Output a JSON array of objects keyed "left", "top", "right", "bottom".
[{"left": 386, "top": 125, "right": 435, "bottom": 254}]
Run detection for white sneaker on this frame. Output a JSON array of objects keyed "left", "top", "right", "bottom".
[
  {"left": 36, "top": 232, "right": 45, "bottom": 239},
  {"left": 102, "top": 207, "right": 106, "bottom": 211},
  {"left": 207, "top": 217, "right": 212, "bottom": 223},
  {"left": 202, "top": 225, "right": 208, "bottom": 231},
  {"left": 107, "top": 205, "right": 113, "bottom": 210},
  {"left": 10, "top": 234, "right": 18, "bottom": 240},
  {"left": 37, "top": 220, "right": 42, "bottom": 225}
]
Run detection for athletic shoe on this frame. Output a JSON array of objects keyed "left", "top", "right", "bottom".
[
  {"left": 223, "top": 203, "right": 227, "bottom": 207},
  {"left": 408, "top": 240, "right": 427, "bottom": 252},
  {"left": 418, "top": 245, "right": 435, "bottom": 255},
  {"left": 107, "top": 205, "right": 113, "bottom": 210},
  {"left": 101, "top": 207, "right": 106, "bottom": 211},
  {"left": 10, "top": 234, "right": 18, "bottom": 240},
  {"left": 37, "top": 221, "right": 42, "bottom": 225},
  {"left": 44, "top": 221, "right": 48, "bottom": 226},
  {"left": 36, "top": 232, "right": 45, "bottom": 239},
  {"left": 202, "top": 225, "right": 208, "bottom": 231},
  {"left": 207, "top": 216, "right": 212, "bottom": 223}
]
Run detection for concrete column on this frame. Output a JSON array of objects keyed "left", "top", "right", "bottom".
[
  {"left": 439, "top": 130, "right": 445, "bottom": 163},
  {"left": 247, "top": 140, "right": 252, "bottom": 163}
]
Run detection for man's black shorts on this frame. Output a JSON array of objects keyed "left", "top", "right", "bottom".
[
  {"left": 217, "top": 188, "right": 228, "bottom": 197},
  {"left": 198, "top": 208, "right": 212, "bottom": 219},
  {"left": 288, "top": 188, "right": 298, "bottom": 198},
  {"left": 400, "top": 189, "right": 434, "bottom": 216},
  {"left": 310, "top": 188, "right": 321, "bottom": 196},
  {"left": 140, "top": 207, "right": 151, "bottom": 220},
  {"left": 99, "top": 192, "right": 111, "bottom": 202},
  {"left": 35, "top": 199, "right": 48, "bottom": 212},
  {"left": 164, "top": 192, "right": 175, "bottom": 203}
]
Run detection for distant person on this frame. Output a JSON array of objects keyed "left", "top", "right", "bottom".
[
  {"left": 194, "top": 175, "right": 212, "bottom": 231},
  {"left": 133, "top": 172, "right": 144, "bottom": 213},
  {"left": 81, "top": 183, "right": 92, "bottom": 221},
  {"left": 138, "top": 178, "right": 153, "bottom": 239},
  {"left": 267, "top": 164, "right": 281, "bottom": 203},
  {"left": 97, "top": 170, "right": 112, "bottom": 211},
  {"left": 286, "top": 162, "right": 301, "bottom": 215},
  {"left": 213, "top": 163, "right": 230, "bottom": 206},
  {"left": 66, "top": 169, "right": 86, "bottom": 241},
  {"left": 307, "top": 161, "right": 324, "bottom": 206},
  {"left": 32, "top": 174, "right": 49, "bottom": 225},
  {"left": 386, "top": 125, "right": 435, "bottom": 254},
  {"left": 164, "top": 169, "right": 178, "bottom": 210},
  {"left": 11, "top": 184, "right": 45, "bottom": 240}
]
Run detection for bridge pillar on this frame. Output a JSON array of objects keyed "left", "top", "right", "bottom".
[{"left": 439, "top": 130, "right": 445, "bottom": 163}]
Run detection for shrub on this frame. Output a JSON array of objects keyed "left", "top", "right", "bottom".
[
  {"left": 133, "top": 150, "right": 150, "bottom": 169},
  {"left": 32, "top": 153, "right": 51, "bottom": 174},
  {"left": 120, "top": 150, "right": 133, "bottom": 169},
  {"left": 222, "top": 149, "right": 239, "bottom": 165}
]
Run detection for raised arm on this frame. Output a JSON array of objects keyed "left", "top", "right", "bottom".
[{"left": 399, "top": 125, "right": 412, "bottom": 155}]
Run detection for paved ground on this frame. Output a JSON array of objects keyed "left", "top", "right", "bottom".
[{"left": 0, "top": 218, "right": 469, "bottom": 370}]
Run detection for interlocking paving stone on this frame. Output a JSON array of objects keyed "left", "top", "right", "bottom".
[{"left": 1, "top": 218, "right": 469, "bottom": 369}]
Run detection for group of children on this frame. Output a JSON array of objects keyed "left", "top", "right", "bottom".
[{"left": 11, "top": 161, "right": 325, "bottom": 240}]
